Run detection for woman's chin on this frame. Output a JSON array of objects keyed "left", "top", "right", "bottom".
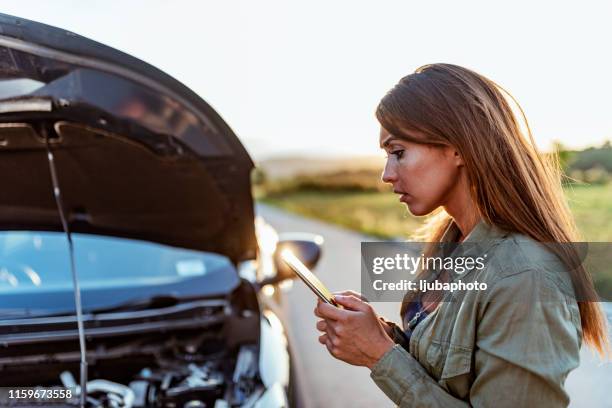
[{"left": 404, "top": 202, "right": 429, "bottom": 217}]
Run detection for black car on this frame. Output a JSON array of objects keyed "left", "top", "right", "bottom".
[{"left": 0, "top": 13, "right": 321, "bottom": 408}]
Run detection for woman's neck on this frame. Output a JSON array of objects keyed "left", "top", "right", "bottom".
[
  {"left": 448, "top": 208, "right": 480, "bottom": 242},
  {"left": 444, "top": 174, "right": 480, "bottom": 240}
]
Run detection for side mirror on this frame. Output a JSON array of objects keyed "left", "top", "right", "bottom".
[{"left": 263, "top": 233, "right": 324, "bottom": 286}]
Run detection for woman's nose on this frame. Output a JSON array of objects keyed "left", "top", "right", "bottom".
[{"left": 381, "top": 162, "right": 398, "bottom": 184}]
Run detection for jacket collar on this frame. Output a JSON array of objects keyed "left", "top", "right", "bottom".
[{"left": 440, "top": 218, "right": 510, "bottom": 259}]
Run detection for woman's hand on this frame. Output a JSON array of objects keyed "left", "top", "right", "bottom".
[
  {"left": 330, "top": 290, "right": 395, "bottom": 336},
  {"left": 314, "top": 292, "right": 395, "bottom": 369}
]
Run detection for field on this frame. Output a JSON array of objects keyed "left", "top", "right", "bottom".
[
  {"left": 256, "top": 143, "right": 612, "bottom": 240},
  {"left": 260, "top": 184, "right": 612, "bottom": 241},
  {"left": 564, "top": 184, "right": 612, "bottom": 241}
]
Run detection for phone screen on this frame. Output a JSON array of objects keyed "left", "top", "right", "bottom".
[{"left": 280, "top": 249, "right": 339, "bottom": 307}]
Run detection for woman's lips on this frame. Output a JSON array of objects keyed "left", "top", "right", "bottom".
[{"left": 395, "top": 191, "right": 410, "bottom": 203}]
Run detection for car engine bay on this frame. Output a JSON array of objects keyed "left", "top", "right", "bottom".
[
  {"left": 54, "top": 342, "right": 259, "bottom": 408},
  {"left": 0, "top": 287, "right": 267, "bottom": 408}
]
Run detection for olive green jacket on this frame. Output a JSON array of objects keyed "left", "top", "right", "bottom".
[{"left": 371, "top": 220, "right": 582, "bottom": 407}]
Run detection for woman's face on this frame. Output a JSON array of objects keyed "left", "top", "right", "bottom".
[{"left": 379, "top": 126, "right": 463, "bottom": 216}]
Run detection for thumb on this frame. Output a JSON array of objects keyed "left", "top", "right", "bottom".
[{"left": 333, "top": 295, "right": 369, "bottom": 312}]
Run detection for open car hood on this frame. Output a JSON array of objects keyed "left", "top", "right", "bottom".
[{"left": 0, "top": 14, "right": 257, "bottom": 262}]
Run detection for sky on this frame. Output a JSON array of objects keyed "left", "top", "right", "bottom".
[{"left": 1, "top": 0, "right": 611, "bottom": 160}]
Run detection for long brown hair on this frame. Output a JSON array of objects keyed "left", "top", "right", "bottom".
[{"left": 376, "top": 63, "right": 609, "bottom": 355}]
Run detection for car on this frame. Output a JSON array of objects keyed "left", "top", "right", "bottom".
[{"left": 0, "top": 13, "right": 321, "bottom": 408}]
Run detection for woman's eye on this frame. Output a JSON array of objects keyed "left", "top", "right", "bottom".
[{"left": 391, "top": 150, "right": 404, "bottom": 159}]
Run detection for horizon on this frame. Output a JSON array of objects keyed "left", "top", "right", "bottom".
[{"left": 255, "top": 139, "right": 612, "bottom": 163}]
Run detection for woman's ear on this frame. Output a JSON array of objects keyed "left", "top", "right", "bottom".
[
  {"left": 453, "top": 149, "right": 465, "bottom": 167},
  {"left": 445, "top": 147, "right": 465, "bottom": 167}
]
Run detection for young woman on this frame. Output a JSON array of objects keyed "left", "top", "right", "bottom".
[{"left": 314, "top": 63, "right": 609, "bottom": 407}]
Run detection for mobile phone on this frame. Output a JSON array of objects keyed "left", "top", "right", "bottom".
[{"left": 280, "top": 249, "right": 339, "bottom": 307}]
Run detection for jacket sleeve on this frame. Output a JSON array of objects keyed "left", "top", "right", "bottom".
[
  {"left": 379, "top": 317, "right": 410, "bottom": 352},
  {"left": 371, "top": 344, "right": 471, "bottom": 407},
  {"left": 370, "top": 268, "right": 582, "bottom": 407}
]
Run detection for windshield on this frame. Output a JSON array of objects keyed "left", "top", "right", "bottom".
[{"left": 0, "top": 231, "right": 237, "bottom": 310}]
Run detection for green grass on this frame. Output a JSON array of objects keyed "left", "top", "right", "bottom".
[
  {"left": 261, "top": 191, "right": 422, "bottom": 238},
  {"left": 260, "top": 184, "right": 612, "bottom": 241},
  {"left": 564, "top": 184, "right": 612, "bottom": 241}
]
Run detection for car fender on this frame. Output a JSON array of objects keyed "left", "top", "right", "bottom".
[{"left": 259, "top": 310, "right": 290, "bottom": 389}]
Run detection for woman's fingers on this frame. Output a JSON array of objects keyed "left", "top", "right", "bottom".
[
  {"left": 316, "top": 301, "right": 348, "bottom": 320},
  {"left": 333, "top": 290, "right": 369, "bottom": 302},
  {"left": 316, "top": 318, "right": 339, "bottom": 338},
  {"left": 314, "top": 299, "right": 324, "bottom": 318},
  {"left": 332, "top": 294, "right": 367, "bottom": 311},
  {"left": 333, "top": 294, "right": 371, "bottom": 312},
  {"left": 316, "top": 319, "right": 327, "bottom": 332},
  {"left": 320, "top": 332, "right": 337, "bottom": 357}
]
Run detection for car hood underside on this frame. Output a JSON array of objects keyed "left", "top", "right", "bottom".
[{"left": 0, "top": 13, "right": 257, "bottom": 262}]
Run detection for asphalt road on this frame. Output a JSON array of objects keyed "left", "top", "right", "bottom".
[{"left": 256, "top": 203, "right": 612, "bottom": 408}]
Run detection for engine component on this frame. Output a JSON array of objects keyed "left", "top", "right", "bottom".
[
  {"left": 41, "top": 330, "right": 263, "bottom": 407},
  {"left": 61, "top": 371, "right": 136, "bottom": 408},
  {"left": 230, "top": 346, "right": 258, "bottom": 406}
]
